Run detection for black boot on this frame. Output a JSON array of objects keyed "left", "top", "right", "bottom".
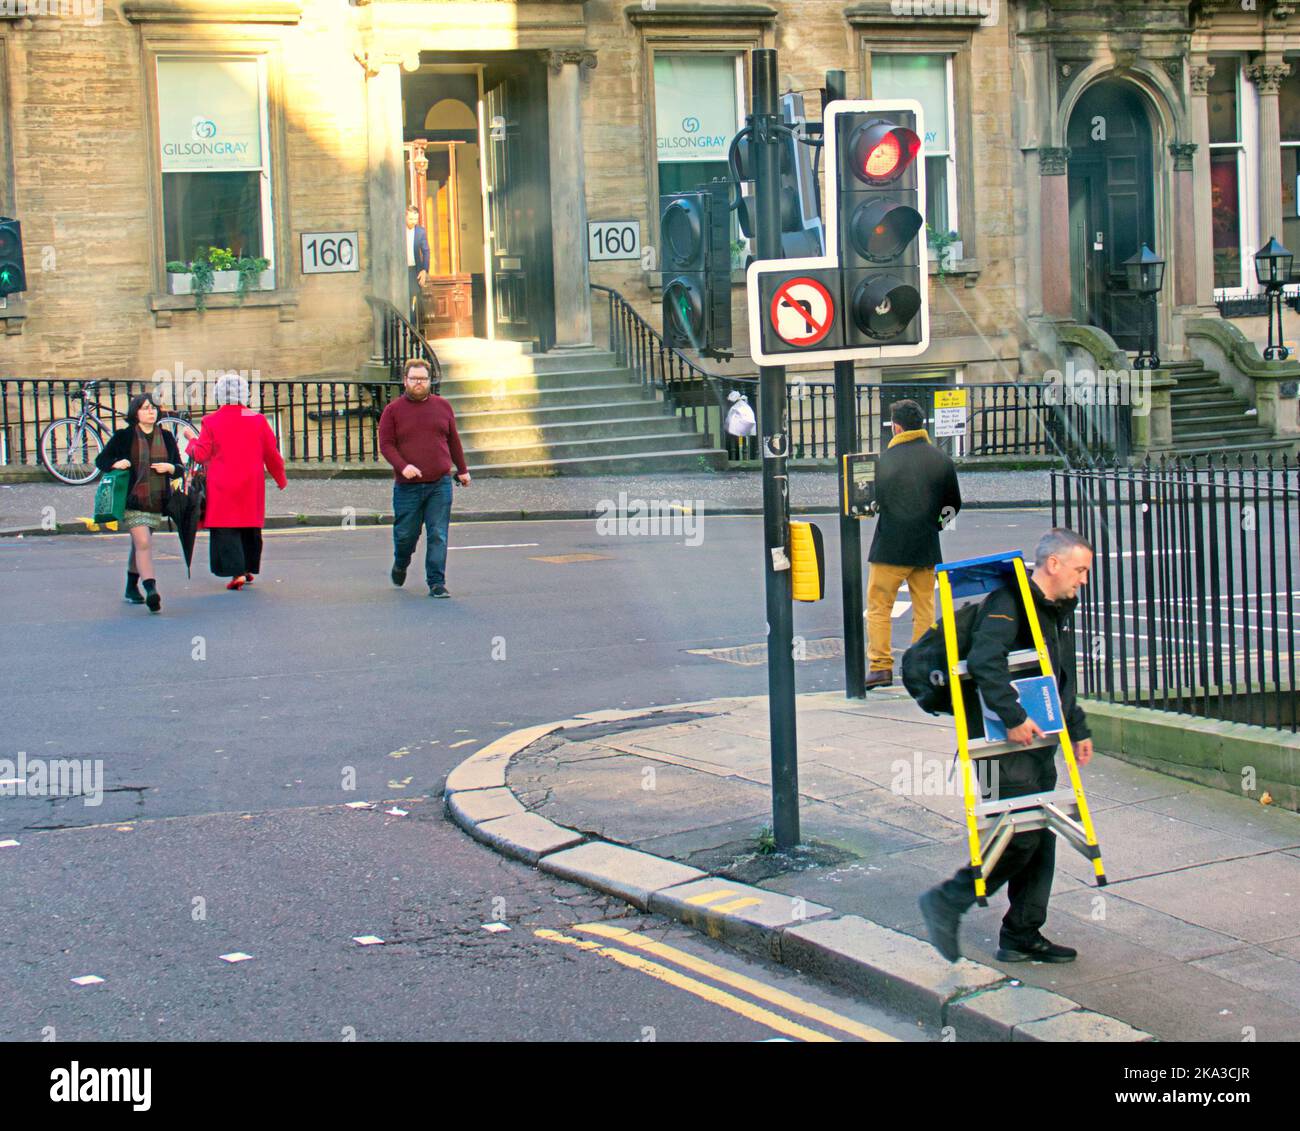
[
  {"left": 124, "top": 571, "right": 145, "bottom": 605},
  {"left": 142, "top": 578, "right": 161, "bottom": 613}
]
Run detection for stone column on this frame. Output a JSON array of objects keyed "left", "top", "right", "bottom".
[
  {"left": 1189, "top": 62, "right": 1217, "bottom": 309},
  {"left": 364, "top": 55, "right": 408, "bottom": 352},
  {"left": 1170, "top": 142, "right": 1199, "bottom": 309},
  {"left": 1038, "top": 147, "right": 1072, "bottom": 318},
  {"left": 1248, "top": 61, "right": 1291, "bottom": 251},
  {"left": 545, "top": 49, "right": 597, "bottom": 349}
]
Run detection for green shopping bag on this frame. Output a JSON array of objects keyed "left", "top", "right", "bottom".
[{"left": 93, "top": 468, "right": 129, "bottom": 524}]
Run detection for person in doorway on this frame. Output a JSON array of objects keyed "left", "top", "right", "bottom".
[
  {"left": 378, "top": 358, "right": 470, "bottom": 598},
  {"left": 95, "top": 392, "right": 184, "bottom": 613},
  {"left": 406, "top": 205, "right": 430, "bottom": 324},
  {"left": 918, "top": 527, "right": 1096, "bottom": 965},
  {"left": 864, "top": 398, "right": 962, "bottom": 688},
  {"left": 187, "top": 374, "right": 287, "bottom": 590}
]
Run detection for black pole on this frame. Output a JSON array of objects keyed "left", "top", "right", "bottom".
[
  {"left": 754, "top": 48, "right": 799, "bottom": 849},
  {"left": 835, "top": 359, "right": 866, "bottom": 698}
]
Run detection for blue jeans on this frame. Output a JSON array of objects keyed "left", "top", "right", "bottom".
[{"left": 393, "top": 477, "right": 452, "bottom": 587}]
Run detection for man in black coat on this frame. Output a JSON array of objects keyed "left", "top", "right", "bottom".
[
  {"left": 919, "top": 527, "right": 1096, "bottom": 965},
  {"left": 864, "top": 399, "right": 962, "bottom": 688}
]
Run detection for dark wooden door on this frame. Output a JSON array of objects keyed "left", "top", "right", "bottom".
[
  {"left": 1066, "top": 82, "right": 1155, "bottom": 351},
  {"left": 484, "top": 62, "right": 555, "bottom": 350}
]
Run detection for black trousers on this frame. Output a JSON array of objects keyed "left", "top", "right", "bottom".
[
  {"left": 209, "top": 527, "right": 263, "bottom": 578},
  {"left": 934, "top": 745, "right": 1058, "bottom": 946}
]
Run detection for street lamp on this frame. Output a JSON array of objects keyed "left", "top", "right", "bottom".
[
  {"left": 1254, "top": 236, "right": 1293, "bottom": 361},
  {"left": 1124, "top": 244, "right": 1165, "bottom": 370}
]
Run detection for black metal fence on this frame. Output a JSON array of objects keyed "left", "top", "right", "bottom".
[
  {"left": 0, "top": 377, "right": 406, "bottom": 466},
  {"left": 366, "top": 294, "right": 442, "bottom": 387},
  {"left": 1053, "top": 456, "right": 1299, "bottom": 732},
  {"left": 596, "top": 283, "right": 1130, "bottom": 465}
]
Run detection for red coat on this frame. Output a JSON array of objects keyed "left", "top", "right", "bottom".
[{"left": 188, "top": 405, "right": 287, "bottom": 529}]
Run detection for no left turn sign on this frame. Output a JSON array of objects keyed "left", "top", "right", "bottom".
[{"left": 770, "top": 277, "right": 835, "bottom": 347}]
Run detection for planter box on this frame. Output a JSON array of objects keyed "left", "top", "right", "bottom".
[
  {"left": 929, "top": 240, "right": 963, "bottom": 270},
  {"left": 167, "top": 269, "right": 274, "bottom": 297}
]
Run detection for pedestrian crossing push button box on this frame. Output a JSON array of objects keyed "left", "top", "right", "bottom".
[{"left": 841, "top": 452, "right": 878, "bottom": 517}]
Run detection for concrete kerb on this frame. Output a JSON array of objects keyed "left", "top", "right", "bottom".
[{"left": 448, "top": 700, "right": 1155, "bottom": 1041}]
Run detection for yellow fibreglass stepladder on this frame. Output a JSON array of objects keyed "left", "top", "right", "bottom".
[{"left": 934, "top": 550, "right": 1107, "bottom": 906}]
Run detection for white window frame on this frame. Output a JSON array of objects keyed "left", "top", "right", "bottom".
[
  {"left": 1209, "top": 56, "right": 1259, "bottom": 297},
  {"left": 156, "top": 54, "right": 276, "bottom": 281},
  {"left": 869, "top": 51, "right": 959, "bottom": 256}
]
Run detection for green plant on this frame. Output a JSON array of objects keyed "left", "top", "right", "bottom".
[
  {"left": 190, "top": 255, "right": 214, "bottom": 312},
  {"left": 206, "top": 246, "right": 236, "bottom": 271},
  {"left": 926, "top": 225, "right": 961, "bottom": 276},
  {"left": 755, "top": 826, "right": 776, "bottom": 855},
  {"left": 165, "top": 260, "right": 187, "bottom": 275},
  {"left": 235, "top": 255, "right": 271, "bottom": 302}
]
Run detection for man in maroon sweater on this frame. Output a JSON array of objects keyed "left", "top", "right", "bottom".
[{"left": 378, "top": 359, "right": 471, "bottom": 597}]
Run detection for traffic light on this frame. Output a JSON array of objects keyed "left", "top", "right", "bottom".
[
  {"left": 659, "top": 180, "right": 731, "bottom": 357},
  {"left": 837, "top": 110, "right": 924, "bottom": 347},
  {"left": 745, "top": 99, "right": 930, "bottom": 365},
  {"left": 789, "top": 521, "right": 825, "bottom": 601},
  {"left": 732, "top": 96, "right": 824, "bottom": 259},
  {"left": 0, "top": 218, "right": 26, "bottom": 298}
]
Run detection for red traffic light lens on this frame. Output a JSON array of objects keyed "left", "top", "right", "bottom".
[{"left": 849, "top": 121, "right": 921, "bottom": 185}]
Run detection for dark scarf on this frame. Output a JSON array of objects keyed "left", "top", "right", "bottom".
[{"left": 129, "top": 426, "right": 169, "bottom": 512}]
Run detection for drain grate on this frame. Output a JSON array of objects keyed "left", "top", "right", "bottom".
[{"left": 686, "top": 637, "right": 845, "bottom": 666}]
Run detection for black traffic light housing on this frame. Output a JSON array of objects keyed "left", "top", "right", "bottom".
[
  {"left": 660, "top": 180, "right": 732, "bottom": 358},
  {"left": 837, "top": 112, "right": 924, "bottom": 347},
  {"left": 0, "top": 218, "right": 27, "bottom": 298}
]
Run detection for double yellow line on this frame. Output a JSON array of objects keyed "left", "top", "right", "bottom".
[{"left": 536, "top": 922, "right": 898, "bottom": 1043}]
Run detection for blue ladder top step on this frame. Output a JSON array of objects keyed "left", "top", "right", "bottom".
[{"left": 936, "top": 550, "right": 1025, "bottom": 599}]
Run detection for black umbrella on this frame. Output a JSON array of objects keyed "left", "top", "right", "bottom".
[{"left": 165, "top": 465, "right": 206, "bottom": 577}]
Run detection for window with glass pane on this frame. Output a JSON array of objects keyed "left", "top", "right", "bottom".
[
  {"left": 654, "top": 54, "right": 742, "bottom": 262},
  {"left": 157, "top": 57, "right": 272, "bottom": 274},
  {"left": 1208, "top": 60, "right": 1243, "bottom": 289},
  {"left": 1280, "top": 63, "right": 1300, "bottom": 271},
  {"left": 870, "top": 54, "right": 954, "bottom": 240}
]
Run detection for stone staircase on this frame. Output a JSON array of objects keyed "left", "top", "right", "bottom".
[
  {"left": 1165, "top": 360, "right": 1293, "bottom": 459},
  {"left": 430, "top": 339, "right": 727, "bottom": 476}
]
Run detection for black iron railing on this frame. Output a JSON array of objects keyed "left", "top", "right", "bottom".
[
  {"left": 1215, "top": 286, "right": 1300, "bottom": 318},
  {"left": 366, "top": 294, "right": 442, "bottom": 388},
  {"left": 1053, "top": 456, "right": 1299, "bottom": 732},
  {"left": 0, "top": 377, "right": 406, "bottom": 467},
  {"left": 594, "top": 283, "right": 1128, "bottom": 465}
]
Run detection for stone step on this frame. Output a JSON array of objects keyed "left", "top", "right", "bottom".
[
  {"left": 440, "top": 382, "right": 655, "bottom": 415},
  {"left": 437, "top": 368, "right": 641, "bottom": 396},
  {"left": 1172, "top": 413, "right": 1261, "bottom": 432},
  {"left": 453, "top": 399, "right": 668, "bottom": 430},
  {"left": 1172, "top": 427, "right": 1277, "bottom": 446},
  {"left": 1171, "top": 438, "right": 1294, "bottom": 458},
  {"left": 458, "top": 414, "right": 689, "bottom": 449},
  {"left": 436, "top": 351, "right": 620, "bottom": 381},
  {"left": 1170, "top": 398, "right": 1253, "bottom": 415},
  {"left": 463, "top": 431, "right": 710, "bottom": 467},
  {"left": 469, "top": 447, "right": 729, "bottom": 477}
]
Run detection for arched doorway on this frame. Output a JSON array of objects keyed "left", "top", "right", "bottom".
[{"left": 1067, "top": 80, "right": 1157, "bottom": 350}]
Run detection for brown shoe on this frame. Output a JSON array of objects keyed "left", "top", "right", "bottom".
[{"left": 864, "top": 670, "right": 893, "bottom": 689}]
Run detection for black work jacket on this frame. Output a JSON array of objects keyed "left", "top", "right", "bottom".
[
  {"left": 965, "top": 577, "right": 1091, "bottom": 742},
  {"left": 867, "top": 432, "right": 962, "bottom": 568}
]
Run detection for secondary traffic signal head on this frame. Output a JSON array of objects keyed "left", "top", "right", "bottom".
[
  {"left": 660, "top": 182, "right": 732, "bottom": 357},
  {"left": 836, "top": 110, "right": 926, "bottom": 348},
  {"left": 0, "top": 218, "right": 27, "bottom": 298}
]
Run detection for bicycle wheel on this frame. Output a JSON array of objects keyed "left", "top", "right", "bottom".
[
  {"left": 39, "top": 419, "right": 105, "bottom": 485},
  {"left": 159, "top": 415, "right": 200, "bottom": 464}
]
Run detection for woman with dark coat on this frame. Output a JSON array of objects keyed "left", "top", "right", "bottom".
[
  {"left": 94, "top": 392, "right": 184, "bottom": 612},
  {"left": 187, "top": 374, "right": 287, "bottom": 589}
]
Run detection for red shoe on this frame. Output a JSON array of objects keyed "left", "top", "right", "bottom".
[
  {"left": 243, "top": 573, "right": 255, "bottom": 586},
  {"left": 226, "top": 577, "right": 245, "bottom": 591}
]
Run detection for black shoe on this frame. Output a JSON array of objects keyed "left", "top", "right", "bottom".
[
  {"left": 864, "top": 670, "right": 893, "bottom": 689},
  {"left": 996, "top": 935, "right": 1077, "bottom": 963},
  {"left": 124, "top": 575, "right": 144, "bottom": 604},
  {"left": 428, "top": 585, "right": 450, "bottom": 599},
  {"left": 391, "top": 564, "right": 407, "bottom": 587},
  {"left": 918, "top": 888, "right": 962, "bottom": 963},
  {"left": 143, "top": 585, "right": 161, "bottom": 613}
]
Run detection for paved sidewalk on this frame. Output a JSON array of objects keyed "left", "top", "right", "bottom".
[
  {"left": 0, "top": 469, "right": 1051, "bottom": 533},
  {"left": 456, "top": 690, "right": 1300, "bottom": 1042}
]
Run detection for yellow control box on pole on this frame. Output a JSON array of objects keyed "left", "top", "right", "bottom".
[{"left": 789, "top": 521, "right": 825, "bottom": 601}]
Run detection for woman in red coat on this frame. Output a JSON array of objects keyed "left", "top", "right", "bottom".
[{"left": 188, "top": 374, "right": 288, "bottom": 590}]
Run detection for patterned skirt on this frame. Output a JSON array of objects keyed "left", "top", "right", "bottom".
[{"left": 122, "top": 509, "right": 169, "bottom": 532}]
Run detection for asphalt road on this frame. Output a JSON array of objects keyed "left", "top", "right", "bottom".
[{"left": 0, "top": 509, "right": 1047, "bottom": 1042}]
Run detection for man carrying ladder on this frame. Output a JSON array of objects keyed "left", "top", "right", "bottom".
[{"left": 919, "top": 528, "right": 1097, "bottom": 964}]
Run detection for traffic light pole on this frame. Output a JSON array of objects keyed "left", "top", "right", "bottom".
[
  {"left": 834, "top": 358, "right": 866, "bottom": 699},
  {"left": 753, "top": 49, "right": 800, "bottom": 850}
]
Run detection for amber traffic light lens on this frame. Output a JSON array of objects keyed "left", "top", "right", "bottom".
[{"left": 850, "top": 200, "right": 923, "bottom": 262}]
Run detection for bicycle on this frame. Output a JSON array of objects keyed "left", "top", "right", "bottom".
[{"left": 38, "top": 381, "right": 201, "bottom": 485}]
